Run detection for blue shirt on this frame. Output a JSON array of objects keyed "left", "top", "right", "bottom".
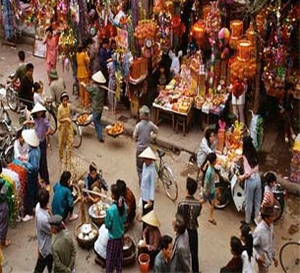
[
  {"left": 105, "top": 202, "right": 126, "bottom": 239},
  {"left": 34, "top": 117, "right": 50, "bottom": 142},
  {"left": 26, "top": 146, "right": 40, "bottom": 173},
  {"left": 141, "top": 162, "right": 156, "bottom": 202},
  {"left": 52, "top": 183, "right": 74, "bottom": 219},
  {"left": 204, "top": 165, "right": 215, "bottom": 194}
]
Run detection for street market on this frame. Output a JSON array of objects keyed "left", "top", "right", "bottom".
[{"left": 0, "top": 0, "right": 300, "bottom": 272}]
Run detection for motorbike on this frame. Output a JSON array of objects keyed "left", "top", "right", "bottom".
[{"left": 214, "top": 164, "right": 285, "bottom": 222}]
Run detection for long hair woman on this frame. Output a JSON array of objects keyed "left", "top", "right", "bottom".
[
  {"left": 240, "top": 223, "right": 255, "bottom": 273},
  {"left": 239, "top": 136, "right": 262, "bottom": 225},
  {"left": 105, "top": 183, "right": 127, "bottom": 273}
]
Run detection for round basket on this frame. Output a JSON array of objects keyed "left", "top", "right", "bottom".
[
  {"left": 88, "top": 202, "right": 110, "bottom": 227},
  {"left": 75, "top": 223, "right": 99, "bottom": 249},
  {"left": 77, "top": 112, "right": 92, "bottom": 127},
  {"left": 105, "top": 123, "right": 124, "bottom": 138}
]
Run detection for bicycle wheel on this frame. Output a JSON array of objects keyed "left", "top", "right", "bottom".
[
  {"left": 273, "top": 198, "right": 284, "bottom": 222},
  {"left": 159, "top": 165, "right": 178, "bottom": 201},
  {"left": 4, "top": 145, "right": 14, "bottom": 164},
  {"left": 6, "top": 88, "right": 18, "bottom": 112},
  {"left": 72, "top": 120, "right": 82, "bottom": 148},
  {"left": 214, "top": 182, "right": 230, "bottom": 209},
  {"left": 46, "top": 108, "right": 57, "bottom": 135},
  {"left": 280, "top": 241, "right": 300, "bottom": 273}
]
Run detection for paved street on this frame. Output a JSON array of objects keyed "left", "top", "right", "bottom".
[{"left": 0, "top": 42, "right": 299, "bottom": 273}]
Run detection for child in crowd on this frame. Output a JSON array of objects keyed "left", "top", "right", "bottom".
[
  {"left": 57, "top": 92, "right": 73, "bottom": 163},
  {"left": 13, "top": 129, "right": 29, "bottom": 162},
  {"left": 33, "top": 82, "right": 45, "bottom": 105},
  {"left": 85, "top": 163, "right": 108, "bottom": 203},
  {"left": 200, "top": 152, "right": 217, "bottom": 225},
  {"left": 52, "top": 171, "right": 78, "bottom": 221}
]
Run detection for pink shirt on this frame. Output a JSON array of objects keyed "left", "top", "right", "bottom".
[{"left": 243, "top": 155, "right": 259, "bottom": 176}]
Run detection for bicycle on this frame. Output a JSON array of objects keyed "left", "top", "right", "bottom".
[
  {"left": 0, "top": 119, "right": 17, "bottom": 166},
  {"left": 280, "top": 241, "right": 300, "bottom": 273},
  {"left": 0, "top": 85, "right": 11, "bottom": 124},
  {"left": 155, "top": 149, "right": 178, "bottom": 201}
]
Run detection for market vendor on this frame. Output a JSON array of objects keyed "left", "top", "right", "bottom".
[
  {"left": 22, "top": 129, "right": 41, "bottom": 222},
  {"left": 116, "top": 179, "right": 136, "bottom": 226},
  {"left": 94, "top": 224, "right": 109, "bottom": 268},
  {"left": 138, "top": 210, "right": 162, "bottom": 268},
  {"left": 13, "top": 129, "right": 29, "bottom": 162},
  {"left": 196, "top": 128, "right": 216, "bottom": 184},
  {"left": 85, "top": 163, "right": 108, "bottom": 203}
]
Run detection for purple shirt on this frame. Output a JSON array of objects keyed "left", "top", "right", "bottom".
[{"left": 34, "top": 117, "right": 50, "bottom": 142}]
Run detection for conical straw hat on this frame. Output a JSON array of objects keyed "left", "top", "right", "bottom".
[
  {"left": 138, "top": 147, "right": 156, "bottom": 161},
  {"left": 141, "top": 210, "right": 160, "bottom": 227},
  {"left": 22, "top": 129, "right": 39, "bottom": 147},
  {"left": 31, "top": 102, "right": 47, "bottom": 114},
  {"left": 92, "top": 70, "right": 106, "bottom": 83}
]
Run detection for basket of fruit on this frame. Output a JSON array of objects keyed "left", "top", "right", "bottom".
[
  {"left": 88, "top": 201, "right": 111, "bottom": 226},
  {"left": 77, "top": 113, "right": 92, "bottom": 126},
  {"left": 105, "top": 122, "right": 124, "bottom": 138}
]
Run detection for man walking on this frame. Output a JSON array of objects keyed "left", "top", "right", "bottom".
[
  {"left": 82, "top": 70, "right": 106, "bottom": 143},
  {"left": 170, "top": 213, "right": 192, "bottom": 273},
  {"left": 34, "top": 189, "right": 53, "bottom": 273},
  {"left": 177, "top": 177, "right": 202, "bottom": 273},
  {"left": 253, "top": 205, "right": 278, "bottom": 273},
  {"left": 133, "top": 105, "right": 158, "bottom": 185},
  {"left": 49, "top": 69, "right": 66, "bottom": 108},
  {"left": 49, "top": 215, "right": 76, "bottom": 273},
  {"left": 19, "top": 63, "right": 34, "bottom": 110}
]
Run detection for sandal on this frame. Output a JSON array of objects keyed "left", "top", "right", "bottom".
[
  {"left": 208, "top": 219, "right": 217, "bottom": 226},
  {"left": 1, "top": 239, "right": 11, "bottom": 247}
]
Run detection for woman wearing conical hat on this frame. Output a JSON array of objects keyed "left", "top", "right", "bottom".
[{"left": 138, "top": 210, "right": 162, "bottom": 268}]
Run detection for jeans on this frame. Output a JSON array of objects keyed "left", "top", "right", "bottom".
[
  {"left": 34, "top": 253, "right": 53, "bottom": 273},
  {"left": 245, "top": 172, "right": 262, "bottom": 224},
  {"left": 39, "top": 140, "right": 49, "bottom": 185},
  {"left": 93, "top": 111, "right": 103, "bottom": 141}
]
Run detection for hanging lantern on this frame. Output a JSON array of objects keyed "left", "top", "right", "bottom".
[
  {"left": 237, "top": 40, "right": 252, "bottom": 62},
  {"left": 191, "top": 20, "right": 206, "bottom": 47}
]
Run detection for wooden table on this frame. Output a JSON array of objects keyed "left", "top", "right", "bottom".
[{"left": 152, "top": 103, "right": 193, "bottom": 136}]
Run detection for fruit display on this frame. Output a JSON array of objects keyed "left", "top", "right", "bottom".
[
  {"left": 89, "top": 201, "right": 110, "bottom": 218},
  {"left": 77, "top": 113, "right": 92, "bottom": 126},
  {"left": 105, "top": 122, "right": 124, "bottom": 137},
  {"left": 134, "top": 20, "right": 157, "bottom": 41}
]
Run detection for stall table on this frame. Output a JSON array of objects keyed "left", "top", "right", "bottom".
[{"left": 152, "top": 103, "right": 193, "bottom": 136}]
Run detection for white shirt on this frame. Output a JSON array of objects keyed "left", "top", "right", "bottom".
[
  {"left": 14, "top": 139, "right": 29, "bottom": 161},
  {"left": 242, "top": 250, "right": 255, "bottom": 273},
  {"left": 34, "top": 93, "right": 45, "bottom": 105},
  {"left": 94, "top": 225, "right": 109, "bottom": 259}
]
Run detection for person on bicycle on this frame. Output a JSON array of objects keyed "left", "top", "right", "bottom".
[
  {"left": 19, "top": 63, "right": 34, "bottom": 110},
  {"left": 133, "top": 105, "right": 158, "bottom": 186}
]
